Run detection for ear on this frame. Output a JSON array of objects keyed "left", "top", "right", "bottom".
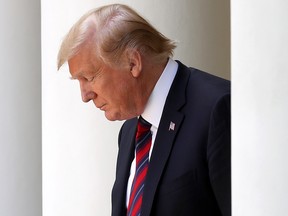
[{"left": 128, "top": 50, "right": 142, "bottom": 78}]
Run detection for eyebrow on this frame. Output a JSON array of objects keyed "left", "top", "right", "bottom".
[{"left": 69, "top": 66, "right": 101, "bottom": 80}]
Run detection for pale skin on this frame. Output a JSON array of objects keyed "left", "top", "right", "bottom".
[{"left": 68, "top": 42, "right": 166, "bottom": 121}]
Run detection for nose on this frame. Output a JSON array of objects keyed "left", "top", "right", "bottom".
[
  {"left": 79, "top": 81, "right": 97, "bottom": 103},
  {"left": 81, "top": 91, "right": 97, "bottom": 103}
]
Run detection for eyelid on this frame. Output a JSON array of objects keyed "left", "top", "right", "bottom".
[
  {"left": 69, "top": 76, "right": 93, "bottom": 81},
  {"left": 87, "top": 76, "right": 95, "bottom": 82}
]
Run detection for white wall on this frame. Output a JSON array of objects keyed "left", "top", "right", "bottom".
[
  {"left": 42, "top": 0, "right": 230, "bottom": 215},
  {"left": 232, "top": 1, "right": 288, "bottom": 215},
  {"left": 0, "top": 0, "right": 42, "bottom": 216}
]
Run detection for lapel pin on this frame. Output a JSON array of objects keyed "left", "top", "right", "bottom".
[{"left": 169, "top": 121, "right": 175, "bottom": 131}]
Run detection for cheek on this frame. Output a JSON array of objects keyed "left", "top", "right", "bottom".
[
  {"left": 113, "top": 86, "right": 135, "bottom": 112},
  {"left": 103, "top": 72, "right": 136, "bottom": 105},
  {"left": 114, "top": 86, "right": 130, "bottom": 104}
]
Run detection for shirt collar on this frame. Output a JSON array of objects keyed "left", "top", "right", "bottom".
[{"left": 141, "top": 58, "right": 178, "bottom": 128}]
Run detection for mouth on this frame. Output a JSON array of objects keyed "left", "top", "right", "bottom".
[
  {"left": 93, "top": 100, "right": 107, "bottom": 111},
  {"left": 98, "top": 104, "right": 106, "bottom": 111}
]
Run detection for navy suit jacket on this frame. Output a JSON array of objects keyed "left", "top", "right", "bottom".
[{"left": 112, "top": 61, "right": 231, "bottom": 216}]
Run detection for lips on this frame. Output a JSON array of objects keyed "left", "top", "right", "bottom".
[
  {"left": 100, "top": 105, "right": 105, "bottom": 110},
  {"left": 93, "top": 98, "right": 107, "bottom": 111},
  {"left": 97, "top": 104, "right": 106, "bottom": 110}
]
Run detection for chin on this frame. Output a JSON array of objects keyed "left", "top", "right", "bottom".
[
  {"left": 104, "top": 111, "right": 135, "bottom": 121},
  {"left": 104, "top": 115, "right": 117, "bottom": 121},
  {"left": 104, "top": 111, "right": 120, "bottom": 121}
]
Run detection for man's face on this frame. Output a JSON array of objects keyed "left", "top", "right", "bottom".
[{"left": 68, "top": 47, "right": 142, "bottom": 121}]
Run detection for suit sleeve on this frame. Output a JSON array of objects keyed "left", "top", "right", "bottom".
[{"left": 207, "top": 93, "right": 231, "bottom": 216}]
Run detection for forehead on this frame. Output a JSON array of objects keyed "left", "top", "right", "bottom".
[{"left": 68, "top": 46, "right": 100, "bottom": 78}]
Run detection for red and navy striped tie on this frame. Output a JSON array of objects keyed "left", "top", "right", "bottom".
[{"left": 127, "top": 116, "right": 152, "bottom": 216}]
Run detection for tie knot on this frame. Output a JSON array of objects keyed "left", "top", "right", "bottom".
[{"left": 136, "top": 116, "right": 151, "bottom": 140}]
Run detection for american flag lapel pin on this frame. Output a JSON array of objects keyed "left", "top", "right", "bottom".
[{"left": 169, "top": 121, "right": 175, "bottom": 131}]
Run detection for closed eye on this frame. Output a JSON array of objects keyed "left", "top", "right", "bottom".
[
  {"left": 69, "top": 75, "right": 95, "bottom": 82},
  {"left": 87, "top": 76, "right": 95, "bottom": 82}
]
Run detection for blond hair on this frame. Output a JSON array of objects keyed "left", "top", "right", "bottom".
[{"left": 57, "top": 4, "right": 176, "bottom": 69}]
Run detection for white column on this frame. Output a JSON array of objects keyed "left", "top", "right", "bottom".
[
  {"left": 0, "top": 0, "right": 42, "bottom": 216},
  {"left": 232, "top": 1, "right": 288, "bottom": 215},
  {"left": 42, "top": 0, "right": 230, "bottom": 215}
]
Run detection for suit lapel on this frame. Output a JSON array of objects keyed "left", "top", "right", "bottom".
[
  {"left": 112, "top": 118, "right": 137, "bottom": 216},
  {"left": 141, "top": 62, "right": 191, "bottom": 215}
]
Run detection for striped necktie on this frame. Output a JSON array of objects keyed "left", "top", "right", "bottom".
[{"left": 127, "top": 116, "right": 152, "bottom": 216}]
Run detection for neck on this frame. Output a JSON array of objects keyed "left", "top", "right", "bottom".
[{"left": 136, "top": 57, "right": 168, "bottom": 114}]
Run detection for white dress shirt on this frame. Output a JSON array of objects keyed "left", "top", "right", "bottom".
[{"left": 126, "top": 58, "right": 178, "bottom": 206}]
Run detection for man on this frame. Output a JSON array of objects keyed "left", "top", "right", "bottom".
[{"left": 57, "top": 4, "right": 230, "bottom": 216}]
